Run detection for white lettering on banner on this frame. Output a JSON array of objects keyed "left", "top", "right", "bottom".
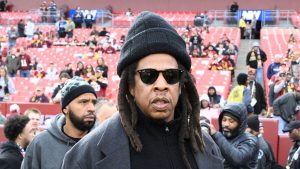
[
  {"left": 242, "top": 11, "right": 261, "bottom": 20},
  {"left": 81, "top": 10, "right": 97, "bottom": 18}
]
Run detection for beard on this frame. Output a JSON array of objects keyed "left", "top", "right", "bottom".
[
  {"left": 222, "top": 127, "right": 239, "bottom": 139},
  {"left": 69, "top": 110, "right": 95, "bottom": 131}
]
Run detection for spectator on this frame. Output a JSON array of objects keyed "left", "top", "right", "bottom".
[
  {"left": 189, "top": 30, "right": 202, "bottom": 57},
  {"left": 74, "top": 61, "right": 85, "bottom": 77},
  {"left": 5, "top": 47, "right": 20, "bottom": 77},
  {"left": 95, "top": 98, "right": 117, "bottom": 123},
  {"left": 66, "top": 17, "right": 75, "bottom": 38},
  {"left": 17, "top": 19, "right": 26, "bottom": 37},
  {"left": 0, "top": 115, "right": 35, "bottom": 169},
  {"left": 48, "top": 0, "right": 57, "bottom": 23},
  {"left": 56, "top": 17, "right": 67, "bottom": 38},
  {"left": 125, "top": 8, "right": 133, "bottom": 16},
  {"left": 210, "top": 103, "right": 259, "bottom": 168},
  {"left": 246, "top": 42, "right": 267, "bottom": 85},
  {"left": 45, "top": 62, "right": 58, "bottom": 80},
  {"left": 273, "top": 92, "right": 300, "bottom": 133},
  {"left": 104, "top": 42, "right": 116, "bottom": 54},
  {"left": 29, "top": 87, "right": 50, "bottom": 103},
  {"left": 267, "top": 54, "right": 282, "bottom": 80},
  {"left": 200, "top": 94, "right": 210, "bottom": 110},
  {"left": 282, "top": 121, "right": 300, "bottom": 169},
  {"left": 239, "top": 16, "right": 246, "bottom": 39},
  {"left": 88, "top": 67, "right": 108, "bottom": 97},
  {"left": 246, "top": 115, "right": 277, "bottom": 169},
  {"left": 6, "top": 104, "right": 20, "bottom": 119},
  {"left": 227, "top": 73, "right": 254, "bottom": 114},
  {"left": 51, "top": 72, "right": 71, "bottom": 103},
  {"left": 30, "top": 34, "right": 43, "bottom": 48},
  {"left": 61, "top": 63, "right": 73, "bottom": 78},
  {"left": 0, "top": 66, "right": 15, "bottom": 102},
  {"left": 98, "top": 27, "right": 109, "bottom": 37},
  {"left": 83, "top": 64, "right": 95, "bottom": 80},
  {"left": 7, "top": 25, "right": 18, "bottom": 49},
  {"left": 85, "top": 11, "right": 94, "bottom": 28},
  {"left": 95, "top": 57, "right": 108, "bottom": 78},
  {"left": 40, "top": 1, "right": 48, "bottom": 23},
  {"left": 22, "top": 77, "right": 97, "bottom": 169},
  {"left": 73, "top": 7, "right": 84, "bottom": 28},
  {"left": 230, "top": 1, "right": 239, "bottom": 12},
  {"left": 24, "top": 108, "right": 42, "bottom": 133},
  {"left": 61, "top": 11, "right": 223, "bottom": 169},
  {"left": 25, "top": 18, "right": 35, "bottom": 40},
  {"left": 251, "top": 15, "right": 257, "bottom": 38},
  {"left": 33, "top": 64, "right": 46, "bottom": 78},
  {"left": 274, "top": 71, "right": 295, "bottom": 98},
  {"left": 18, "top": 47, "right": 31, "bottom": 77},
  {"left": 248, "top": 68, "right": 267, "bottom": 115},
  {"left": 207, "top": 86, "right": 224, "bottom": 108},
  {"left": 90, "top": 26, "right": 99, "bottom": 36}
]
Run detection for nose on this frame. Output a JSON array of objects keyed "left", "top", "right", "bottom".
[
  {"left": 153, "top": 73, "right": 168, "bottom": 91},
  {"left": 87, "top": 101, "right": 96, "bottom": 113}
]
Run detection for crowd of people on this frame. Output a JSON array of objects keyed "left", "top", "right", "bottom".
[{"left": 0, "top": 5, "right": 300, "bottom": 169}]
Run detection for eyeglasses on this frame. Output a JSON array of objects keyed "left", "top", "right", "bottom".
[{"left": 136, "top": 69, "right": 184, "bottom": 85}]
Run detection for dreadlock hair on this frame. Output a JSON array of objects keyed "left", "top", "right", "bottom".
[{"left": 118, "top": 61, "right": 205, "bottom": 169}]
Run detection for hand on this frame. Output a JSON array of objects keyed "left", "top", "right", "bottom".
[{"left": 209, "top": 124, "right": 217, "bottom": 135}]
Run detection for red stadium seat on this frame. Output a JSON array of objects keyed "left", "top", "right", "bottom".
[{"left": 277, "top": 134, "right": 293, "bottom": 166}]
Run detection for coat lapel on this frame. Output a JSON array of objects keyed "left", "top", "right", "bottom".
[{"left": 95, "top": 115, "right": 131, "bottom": 169}]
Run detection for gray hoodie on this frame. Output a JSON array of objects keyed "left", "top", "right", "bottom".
[{"left": 21, "top": 114, "right": 77, "bottom": 169}]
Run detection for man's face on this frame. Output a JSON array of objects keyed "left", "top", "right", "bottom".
[
  {"left": 20, "top": 122, "right": 36, "bottom": 147},
  {"left": 27, "top": 112, "right": 41, "bottom": 129},
  {"left": 289, "top": 128, "right": 300, "bottom": 141},
  {"left": 130, "top": 53, "right": 181, "bottom": 122},
  {"left": 97, "top": 104, "right": 117, "bottom": 123},
  {"left": 221, "top": 114, "right": 239, "bottom": 138},
  {"left": 64, "top": 93, "right": 97, "bottom": 131}
]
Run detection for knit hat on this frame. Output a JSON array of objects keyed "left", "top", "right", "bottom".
[
  {"left": 237, "top": 73, "right": 248, "bottom": 85},
  {"left": 61, "top": 77, "right": 96, "bottom": 111},
  {"left": 247, "top": 115, "right": 260, "bottom": 132},
  {"left": 117, "top": 11, "right": 191, "bottom": 76}
]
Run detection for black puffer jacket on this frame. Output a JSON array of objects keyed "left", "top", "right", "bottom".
[{"left": 212, "top": 103, "right": 259, "bottom": 169}]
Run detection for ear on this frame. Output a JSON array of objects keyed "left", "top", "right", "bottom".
[{"left": 62, "top": 106, "right": 69, "bottom": 114}]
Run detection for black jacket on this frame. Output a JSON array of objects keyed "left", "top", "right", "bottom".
[
  {"left": 246, "top": 49, "right": 267, "bottom": 69},
  {"left": 0, "top": 141, "right": 23, "bottom": 169},
  {"left": 257, "top": 136, "right": 276, "bottom": 169},
  {"left": 287, "top": 141, "right": 300, "bottom": 169},
  {"left": 212, "top": 103, "right": 259, "bottom": 169},
  {"left": 250, "top": 81, "right": 267, "bottom": 115}
]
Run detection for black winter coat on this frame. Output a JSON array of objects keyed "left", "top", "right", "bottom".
[{"left": 0, "top": 141, "right": 23, "bottom": 169}]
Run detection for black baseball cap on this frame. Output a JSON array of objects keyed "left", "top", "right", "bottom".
[{"left": 282, "top": 121, "right": 300, "bottom": 133}]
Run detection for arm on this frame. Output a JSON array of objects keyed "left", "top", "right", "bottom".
[
  {"left": 272, "top": 94, "right": 289, "bottom": 115},
  {"left": 212, "top": 132, "right": 258, "bottom": 167},
  {"left": 243, "top": 89, "right": 254, "bottom": 113},
  {"left": 266, "top": 64, "right": 272, "bottom": 80}
]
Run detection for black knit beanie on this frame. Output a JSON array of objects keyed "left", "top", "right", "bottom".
[
  {"left": 247, "top": 115, "right": 260, "bottom": 132},
  {"left": 237, "top": 73, "right": 248, "bottom": 85},
  {"left": 117, "top": 11, "right": 191, "bottom": 76},
  {"left": 61, "top": 77, "right": 97, "bottom": 112}
]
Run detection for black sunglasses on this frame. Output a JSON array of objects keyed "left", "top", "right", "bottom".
[{"left": 136, "top": 69, "right": 184, "bottom": 85}]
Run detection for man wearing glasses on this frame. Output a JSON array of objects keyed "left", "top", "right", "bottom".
[{"left": 62, "top": 11, "right": 224, "bottom": 169}]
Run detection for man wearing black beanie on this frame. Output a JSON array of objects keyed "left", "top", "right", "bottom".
[
  {"left": 246, "top": 115, "right": 277, "bottom": 169},
  {"left": 22, "top": 77, "right": 97, "bottom": 169},
  {"left": 62, "top": 11, "right": 223, "bottom": 169}
]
